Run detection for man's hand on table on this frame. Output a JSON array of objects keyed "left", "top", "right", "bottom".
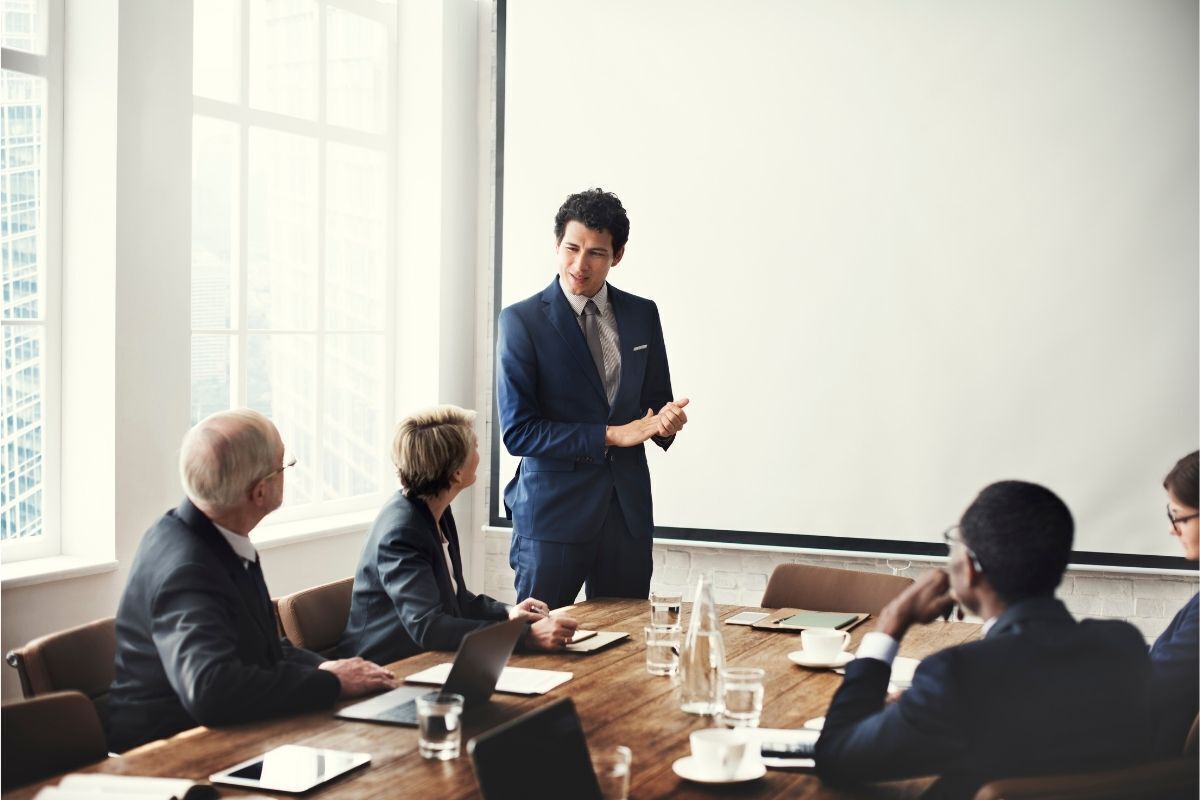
[{"left": 320, "top": 657, "right": 398, "bottom": 698}]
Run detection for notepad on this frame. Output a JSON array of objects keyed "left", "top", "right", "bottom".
[
  {"left": 778, "top": 610, "right": 860, "bottom": 630},
  {"left": 406, "top": 663, "right": 572, "bottom": 695}
]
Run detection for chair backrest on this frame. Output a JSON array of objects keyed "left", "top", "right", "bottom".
[
  {"left": 1, "top": 690, "right": 109, "bottom": 791},
  {"left": 1184, "top": 713, "right": 1199, "bottom": 757},
  {"left": 972, "top": 757, "right": 1200, "bottom": 800},
  {"left": 5, "top": 617, "right": 117, "bottom": 723},
  {"left": 760, "top": 563, "right": 914, "bottom": 614},
  {"left": 275, "top": 577, "right": 354, "bottom": 656}
]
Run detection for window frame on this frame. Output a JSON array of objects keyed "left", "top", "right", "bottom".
[{"left": 1, "top": 0, "right": 64, "bottom": 563}]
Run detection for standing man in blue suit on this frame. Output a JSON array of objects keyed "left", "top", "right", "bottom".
[{"left": 497, "top": 188, "right": 689, "bottom": 609}]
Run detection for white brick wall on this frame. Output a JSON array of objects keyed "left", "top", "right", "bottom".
[{"left": 481, "top": 528, "right": 1198, "bottom": 643}]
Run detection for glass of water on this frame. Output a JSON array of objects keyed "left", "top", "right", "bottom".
[
  {"left": 644, "top": 625, "right": 681, "bottom": 676},
  {"left": 649, "top": 592, "right": 682, "bottom": 627},
  {"left": 416, "top": 691, "right": 464, "bottom": 760},
  {"left": 590, "top": 744, "right": 632, "bottom": 800},
  {"left": 719, "top": 667, "right": 765, "bottom": 728}
]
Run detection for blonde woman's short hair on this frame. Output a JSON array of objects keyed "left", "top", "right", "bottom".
[
  {"left": 180, "top": 409, "right": 279, "bottom": 514},
  {"left": 393, "top": 406, "right": 476, "bottom": 498}
]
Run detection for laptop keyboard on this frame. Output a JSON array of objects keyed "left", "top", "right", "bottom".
[{"left": 375, "top": 700, "right": 418, "bottom": 725}]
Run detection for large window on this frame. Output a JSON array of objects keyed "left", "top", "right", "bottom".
[
  {"left": 191, "top": 0, "right": 397, "bottom": 521},
  {"left": 1, "top": 0, "right": 61, "bottom": 561}
]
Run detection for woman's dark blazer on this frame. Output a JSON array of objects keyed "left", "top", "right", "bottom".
[{"left": 338, "top": 492, "right": 510, "bottom": 664}]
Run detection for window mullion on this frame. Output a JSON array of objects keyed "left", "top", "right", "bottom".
[{"left": 314, "top": 0, "right": 329, "bottom": 506}]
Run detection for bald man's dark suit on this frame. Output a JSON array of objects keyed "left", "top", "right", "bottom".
[{"left": 107, "top": 499, "right": 339, "bottom": 752}]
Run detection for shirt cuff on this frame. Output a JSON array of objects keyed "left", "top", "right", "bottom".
[{"left": 855, "top": 631, "right": 899, "bottom": 665}]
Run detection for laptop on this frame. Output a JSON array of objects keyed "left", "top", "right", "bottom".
[
  {"left": 336, "top": 618, "right": 526, "bottom": 726},
  {"left": 468, "top": 698, "right": 603, "bottom": 800}
]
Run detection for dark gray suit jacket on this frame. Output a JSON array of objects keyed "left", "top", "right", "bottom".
[
  {"left": 337, "top": 492, "right": 510, "bottom": 665},
  {"left": 107, "top": 499, "right": 339, "bottom": 752},
  {"left": 816, "top": 597, "right": 1154, "bottom": 799}
]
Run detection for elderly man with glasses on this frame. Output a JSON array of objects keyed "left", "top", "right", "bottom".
[
  {"left": 107, "top": 409, "right": 396, "bottom": 753},
  {"left": 815, "top": 481, "right": 1154, "bottom": 799}
]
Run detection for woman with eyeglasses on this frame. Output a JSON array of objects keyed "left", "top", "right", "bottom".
[{"left": 1149, "top": 450, "right": 1198, "bottom": 754}]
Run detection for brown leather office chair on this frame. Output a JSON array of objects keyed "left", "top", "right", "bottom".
[
  {"left": 760, "top": 563, "right": 914, "bottom": 614},
  {"left": 5, "top": 616, "right": 117, "bottom": 723},
  {"left": 974, "top": 713, "right": 1200, "bottom": 800},
  {"left": 1, "top": 690, "right": 109, "bottom": 790},
  {"left": 275, "top": 577, "right": 354, "bottom": 656}
]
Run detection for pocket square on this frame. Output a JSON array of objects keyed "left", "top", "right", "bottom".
[{"left": 633, "top": 344, "right": 648, "bottom": 352}]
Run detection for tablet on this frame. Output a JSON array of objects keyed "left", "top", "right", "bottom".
[{"left": 210, "top": 744, "right": 370, "bottom": 794}]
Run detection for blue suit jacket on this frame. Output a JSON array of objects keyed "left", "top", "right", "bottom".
[
  {"left": 1149, "top": 592, "right": 1198, "bottom": 755},
  {"left": 497, "top": 277, "right": 674, "bottom": 543},
  {"left": 816, "top": 598, "right": 1154, "bottom": 799},
  {"left": 107, "top": 500, "right": 339, "bottom": 752},
  {"left": 338, "top": 492, "right": 511, "bottom": 665}
]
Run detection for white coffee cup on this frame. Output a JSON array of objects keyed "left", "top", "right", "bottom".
[
  {"left": 689, "top": 728, "right": 748, "bottom": 779},
  {"left": 800, "top": 628, "right": 850, "bottom": 661}
]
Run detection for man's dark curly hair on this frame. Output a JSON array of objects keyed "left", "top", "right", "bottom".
[
  {"left": 960, "top": 480, "right": 1073, "bottom": 603},
  {"left": 554, "top": 188, "right": 630, "bottom": 252},
  {"left": 1164, "top": 451, "right": 1199, "bottom": 509}
]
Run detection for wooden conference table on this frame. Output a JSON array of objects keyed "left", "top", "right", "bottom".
[{"left": 9, "top": 600, "right": 981, "bottom": 800}]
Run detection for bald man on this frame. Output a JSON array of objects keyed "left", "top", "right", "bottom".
[{"left": 107, "top": 409, "right": 396, "bottom": 752}]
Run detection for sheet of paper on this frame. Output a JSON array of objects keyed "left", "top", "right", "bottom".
[{"left": 404, "top": 663, "right": 573, "bottom": 695}]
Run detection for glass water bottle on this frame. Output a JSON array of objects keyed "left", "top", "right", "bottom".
[{"left": 678, "top": 572, "right": 726, "bottom": 715}]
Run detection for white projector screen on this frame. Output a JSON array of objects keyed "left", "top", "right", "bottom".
[{"left": 491, "top": 0, "right": 1198, "bottom": 567}]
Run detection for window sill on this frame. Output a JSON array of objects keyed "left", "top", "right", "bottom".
[
  {"left": 251, "top": 508, "right": 376, "bottom": 551},
  {"left": 1, "top": 555, "right": 119, "bottom": 589}
]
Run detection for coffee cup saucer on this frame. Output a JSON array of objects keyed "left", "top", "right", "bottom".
[
  {"left": 787, "top": 649, "right": 855, "bottom": 669},
  {"left": 672, "top": 755, "right": 767, "bottom": 784}
]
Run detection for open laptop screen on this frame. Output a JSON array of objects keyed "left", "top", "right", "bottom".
[{"left": 468, "top": 698, "right": 603, "bottom": 800}]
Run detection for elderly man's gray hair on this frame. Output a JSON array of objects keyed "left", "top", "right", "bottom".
[{"left": 179, "top": 409, "right": 279, "bottom": 514}]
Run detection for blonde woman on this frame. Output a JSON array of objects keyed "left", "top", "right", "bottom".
[{"left": 338, "top": 406, "right": 576, "bottom": 664}]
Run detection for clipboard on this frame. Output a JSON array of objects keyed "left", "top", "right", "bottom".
[{"left": 750, "top": 608, "right": 869, "bottom": 633}]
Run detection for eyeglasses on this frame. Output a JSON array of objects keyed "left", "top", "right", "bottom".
[
  {"left": 943, "top": 525, "right": 984, "bottom": 573},
  {"left": 1167, "top": 506, "right": 1199, "bottom": 533},
  {"left": 255, "top": 455, "right": 297, "bottom": 487}
]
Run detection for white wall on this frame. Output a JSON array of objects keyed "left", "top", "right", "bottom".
[{"left": 480, "top": 527, "right": 1198, "bottom": 643}]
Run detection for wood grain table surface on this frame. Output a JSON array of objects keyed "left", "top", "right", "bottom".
[{"left": 5, "top": 599, "right": 980, "bottom": 799}]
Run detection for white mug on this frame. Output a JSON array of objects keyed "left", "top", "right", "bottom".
[
  {"left": 800, "top": 628, "right": 850, "bottom": 661},
  {"left": 689, "top": 729, "right": 748, "bottom": 780}
]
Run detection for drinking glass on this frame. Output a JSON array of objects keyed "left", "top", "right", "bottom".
[
  {"left": 649, "top": 592, "right": 682, "bottom": 627},
  {"left": 719, "top": 667, "right": 765, "bottom": 728},
  {"left": 416, "top": 692, "right": 464, "bottom": 760},
  {"left": 644, "top": 625, "right": 681, "bottom": 676},
  {"left": 590, "top": 744, "right": 632, "bottom": 800}
]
